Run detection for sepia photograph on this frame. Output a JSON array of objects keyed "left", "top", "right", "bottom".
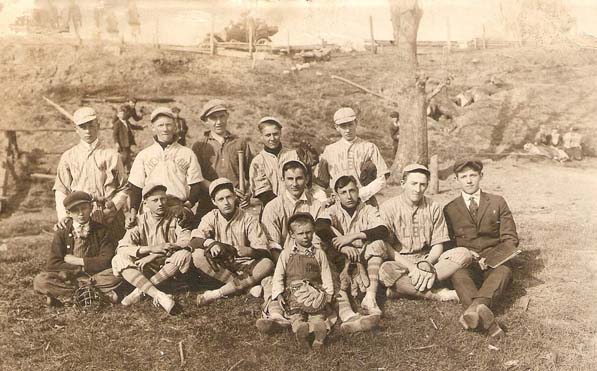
[{"left": 0, "top": 0, "right": 595, "bottom": 370}]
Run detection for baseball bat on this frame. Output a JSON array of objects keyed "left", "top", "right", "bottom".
[
  {"left": 43, "top": 96, "right": 74, "bottom": 123},
  {"left": 237, "top": 150, "right": 245, "bottom": 193}
]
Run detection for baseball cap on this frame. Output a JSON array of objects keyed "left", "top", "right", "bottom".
[
  {"left": 332, "top": 174, "right": 358, "bottom": 192},
  {"left": 142, "top": 183, "right": 167, "bottom": 199},
  {"left": 73, "top": 107, "right": 97, "bottom": 126},
  {"left": 150, "top": 107, "right": 175, "bottom": 123},
  {"left": 333, "top": 107, "right": 357, "bottom": 125},
  {"left": 402, "top": 163, "right": 431, "bottom": 177},
  {"left": 209, "top": 177, "right": 234, "bottom": 199},
  {"left": 200, "top": 99, "right": 228, "bottom": 122},
  {"left": 281, "top": 159, "right": 308, "bottom": 175},
  {"left": 63, "top": 191, "right": 93, "bottom": 210},
  {"left": 258, "top": 116, "right": 282, "bottom": 128},
  {"left": 453, "top": 159, "right": 483, "bottom": 174}
]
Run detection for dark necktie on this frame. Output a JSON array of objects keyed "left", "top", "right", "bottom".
[{"left": 469, "top": 197, "right": 479, "bottom": 220}]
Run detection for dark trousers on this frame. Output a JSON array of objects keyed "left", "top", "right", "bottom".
[{"left": 450, "top": 263, "right": 512, "bottom": 308}]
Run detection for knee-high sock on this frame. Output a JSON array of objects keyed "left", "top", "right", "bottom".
[
  {"left": 219, "top": 258, "right": 274, "bottom": 297},
  {"left": 121, "top": 269, "right": 160, "bottom": 299},
  {"left": 150, "top": 262, "right": 179, "bottom": 286},
  {"left": 365, "top": 257, "right": 382, "bottom": 297},
  {"left": 336, "top": 290, "right": 358, "bottom": 322}
]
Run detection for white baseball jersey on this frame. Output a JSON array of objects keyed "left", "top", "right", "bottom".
[{"left": 129, "top": 141, "right": 204, "bottom": 201}]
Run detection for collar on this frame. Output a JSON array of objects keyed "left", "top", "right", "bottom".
[
  {"left": 461, "top": 189, "right": 481, "bottom": 202},
  {"left": 263, "top": 144, "right": 282, "bottom": 156},
  {"left": 285, "top": 189, "right": 308, "bottom": 204},
  {"left": 399, "top": 191, "right": 426, "bottom": 210},
  {"left": 339, "top": 200, "right": 362, "bottom": 218},
  {"left": 153, "top": 136, "right": 179, "bottom": 150},
  {"left": 205, "top": 130, "right": 235, "bottom": 143},
  {"left": 218, "top": 207, "right": 241, "bottom": 223},
  {"left": 79, "top": 139, "right": 99, "bottom": 152},
  {"left": 340, "top": 137, "right": 360, "bottom": 146},
  {"left": 291, "top": 242, "right": 315, "bottom": 257}
]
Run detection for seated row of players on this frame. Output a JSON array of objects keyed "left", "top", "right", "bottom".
[{"left": 35, "top": 101, "right": 518, "bottom": 349}]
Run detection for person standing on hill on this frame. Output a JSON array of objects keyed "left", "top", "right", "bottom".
[
  {"left": 314, "top": 107, "right": 390, "bottom": 207},
  {"left": 112, "top": 104, "right": 144, "bottom": 172},
  {"left": 389, "top": 111, "right": 400, "bottom": 157},
  {"left": 54, "top": 107, "right": 129, "bottom": 242},
  {"left": 562, "top": 126, "right": 583, "bottom": 161},
  {"left": 444, "top": 159, "right": 519, "bottom": 339},
  {"left": 172, "top": 107, "right": 189, "bottom": 146},
  {"left": 191, "top": 99, "right": 252, "bottom": 220}
]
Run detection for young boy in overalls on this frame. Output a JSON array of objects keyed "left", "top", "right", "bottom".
[{"left": 266, "top": 213, "right": 334, "bottom": 351}]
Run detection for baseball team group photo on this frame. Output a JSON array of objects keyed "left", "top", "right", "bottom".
[{"left": 1, "top": 1, "right": 596, "bottom": 370}]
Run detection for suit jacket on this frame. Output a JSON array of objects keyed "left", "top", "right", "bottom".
[
  {"left": 112, "top": 117, "right": 143, "bottom": 148},
  {"left": 443, "top": 191, "right": 519, "bottom": 254},
  {"left": 46, "top": 220, "right": 116, "bottom": 274}
]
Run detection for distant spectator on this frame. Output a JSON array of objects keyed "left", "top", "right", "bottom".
[
  {"left": 534, "top": 125, "right": 551, "bottom": 146},
  {"left": 389, "top": 111, "right": 400, "bottom": 156},
  {"left": 562, "top": 126, "right": 583, "bottom": 160},
  {"left": 112, "top": 104, "right": 144, "bottom": 171},
  {"left": 550, "top": 126, "right": 561, "bottom": 147},
  {"left": 172, "top": 107, "right": 189, "bottom": 146}
]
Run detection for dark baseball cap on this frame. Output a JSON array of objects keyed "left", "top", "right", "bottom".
[
  {"left": 63, "top": 191, "right": 93, "bottom": 210},
  {"left": 453, "top": 159, "right": 483, "bottom": 174}
]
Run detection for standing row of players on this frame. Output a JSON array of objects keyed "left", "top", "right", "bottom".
[{"left": 33, "top": 101, "right": 518, "bottom": 350}]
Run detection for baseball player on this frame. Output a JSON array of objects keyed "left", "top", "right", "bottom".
[
  {"left": 54, "top": 107, "right": 128, "bottom": 242},
  {"left": 112, "top": 183, "right": 193, "bottom": 314},
  {"left": 33, "top": 191, "right": 121, "bottom": 307},
  {"left": 378, "top": 164, "right": 472, "bottom": 302},
  {"left": 249, "top": 117, "right": 301, "bottom": 208},
  {"left": 314, "top": 107, "right": 390, "bottom": 206},
  {"left": 191, "top": 99, "right": 252, "bottom": 219},
  {"left": 127, "top": 107, "right": 207, "bottom": 228},
  {"left": 190, "top": 178, "right": 274, "bottom": 306},
  {"left": 260, "top": 213, "right": 334, "bottom": 351},
  {"left": 317, "top": 175, "right": 390, "bottom": 316}
]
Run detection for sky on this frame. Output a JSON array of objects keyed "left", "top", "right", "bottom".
[{"left": 0, "top": 0, "right": 596, "bottom": 46}]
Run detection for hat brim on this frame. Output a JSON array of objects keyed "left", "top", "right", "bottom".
[
  {"left": 74, "top": 117, "right": 96, "bottom": 126},
  {"left": 201, "top": 106, "right": 227, "bottom": 121},
  {"left": 143, "top": 185, "right": 168, "bottom": 199},
  {"left": 66, "top": 199, "right": 92, "bottom": 210},
  {"left": 334, "top": 117, "right": 356, "bottom": 125}
]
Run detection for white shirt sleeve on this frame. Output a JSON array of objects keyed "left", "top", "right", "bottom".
[
  {"left": 359, "top": 176, "right": 386, "bottom": 202},
  {"left": 55, "top": 190, "right": 67, "bottom": 221}
]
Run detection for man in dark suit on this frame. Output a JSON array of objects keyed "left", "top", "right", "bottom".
[
  {"left": 444, "top": 159, "right": 519, "bottom": 338},
  {"left": 112, "top": 104, "right": 144, "bottom": 171}
]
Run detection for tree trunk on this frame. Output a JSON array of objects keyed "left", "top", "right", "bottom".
[{"left": 388, "top": 0, "right": 428, "bottom": 183}]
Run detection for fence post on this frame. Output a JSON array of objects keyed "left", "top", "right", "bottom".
[
  {"left": 210, "top": 13, "right": 215, "bottom": 55},
  {"left": 369, "top": 15, "right": 377, "bottom": 54}
]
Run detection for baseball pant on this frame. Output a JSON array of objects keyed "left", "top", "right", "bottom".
[{"left": 33, "top": 269, "right": 121, "bottom": 299}]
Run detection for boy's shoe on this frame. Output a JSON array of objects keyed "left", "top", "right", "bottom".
[
  {"left": 249, "top": 285, "right": 263, "bottom": 298},
  {"left": 121, "top": 288, "right": 143, "bottom": 307},
  {"left": 256, "top": 318, "right": 290, "bottom": 334},
  {"left": 431, "top": 288, "right": 460, "bottom": 303},
  {"left": 295, "top": 322, "right": 310, "bottom": 350},
  {"left": 46, "top": 295, "right": 62, "bottom": 307},
  {"left": 311, "top": 321, "right": 327, "bottom": 352},
  {"left": 105, "top": 290, "right": 119, "bottom": 304},
  {"left": 340, "top": 314, "right": 380, "bottom": 333},
  {"left": 361, "top": 295, "right": 382, "bottom": 316},
  {"left": 196, "top": 290, "right": 220, "bottom": 307},
  {"left": 153, "top": 292, "right": 175, "bottom": 314},
  {"left": 460, "top": 304, "right": 480, "bottom": 330},
  {"left": 476, "top": 304, "right": 505, "bottom": 338}
]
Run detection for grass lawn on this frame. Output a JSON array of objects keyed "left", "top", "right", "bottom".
[{"left": 1, "top": 157, "right": 595, "bottom": 371}]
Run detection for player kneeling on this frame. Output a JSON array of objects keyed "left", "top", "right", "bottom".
[
  {"left": 111, "top": 183, "right": 193, "bottom": 314},
  {"left": 259, "top": 213, "right": 334, "bottom": 351},
  {"left": 191, "top": 178, "right": 274, "bottom": 306}
]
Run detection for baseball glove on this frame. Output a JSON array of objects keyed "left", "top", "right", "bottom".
[
  {"left": 287, "top": 280, "right": 328, "bottom": 314},
  {"left": 73, "top": 278, "right": 106, "bottom": 310},
  {"left": 339, "top": 260, "right": 370, "bottom": 297},
  {"left": 205, "top": 241, "right": 240, "bottom": 277},
  {"left": 359, "top": 159, "right": 377, "bottom": 186},
  {"left": 296, "top": 140, "right": 320, "bottom": 168}
]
